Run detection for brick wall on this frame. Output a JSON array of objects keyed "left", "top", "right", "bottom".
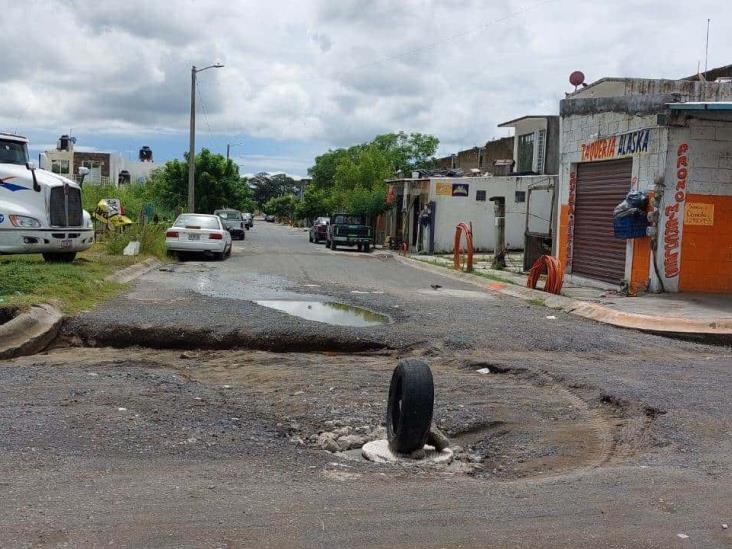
[
  {"left": 436, "top": 137, "right": 513, "bottom": 173},
  {"left": 73, "top": 152, "right": 111, "bottom": 177}
]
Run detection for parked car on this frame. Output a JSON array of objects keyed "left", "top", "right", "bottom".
[
  {"left": 264, "top": 214, "right": 276, "bottom": 222},
  {"left": 165, "top": 213, "right": 232, "bottom": 260},
  {"left": 326, "top": 213, "right": 372, "bottom": 252},
  {"left": 309, "top": 216, "right": 330, "bottom": 243},
  {"left": 243, "top": 212, "right": 253, "bottom": 229},
  {"left": 214, "top": 209, "right": 246, "bottom": 240}
]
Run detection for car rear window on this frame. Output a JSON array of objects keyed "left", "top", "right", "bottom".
[
  {"left": 217, "top": 211, "right": 242, "bottom": 220},
  {"left": 175, "top": 214, "right": 221, "bottom": 229},
  {"left": 333, "top": 215, "right": 364, "bottom": 224}
]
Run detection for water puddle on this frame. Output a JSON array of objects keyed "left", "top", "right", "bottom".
[{"left": 254, "top": 300, "right": 389, "bottom": 327}]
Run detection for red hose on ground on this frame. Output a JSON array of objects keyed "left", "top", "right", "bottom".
[
  {"left": 453, "top": 223, "right": 474, "bottom": 272},
  {"left": 526, "top": 255, "right": 564, "bottom": 294}
]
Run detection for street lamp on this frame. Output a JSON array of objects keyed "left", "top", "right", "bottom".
[{"left": 188, "top": 62, "right": 224, "bottom": 213}]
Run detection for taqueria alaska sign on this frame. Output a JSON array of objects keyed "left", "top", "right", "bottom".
[{"left": 580, "top": 128, "right": 651, "bottom": 162}]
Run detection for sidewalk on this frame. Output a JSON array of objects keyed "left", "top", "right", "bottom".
[{"left": 397, "top": 253, "right": 732, "bottom": 340}]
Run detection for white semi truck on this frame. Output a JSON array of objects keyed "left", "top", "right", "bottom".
[{"left": 0, "top": 132, "right": 93, "bottom": 262}]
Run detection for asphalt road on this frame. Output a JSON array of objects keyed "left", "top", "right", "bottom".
[{"left": 2, "top": 220, "right": 731, "bottom": 548}]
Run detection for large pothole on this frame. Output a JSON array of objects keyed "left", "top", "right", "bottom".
[
  {"left": 14, "top": 346, "right": 659, "bottom": 481},
  {"left": 160, "top": 349, "right": 655, "bottom": 480}
]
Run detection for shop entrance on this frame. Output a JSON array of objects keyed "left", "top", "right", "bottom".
[{"left": 572, "top": 158, "right": 632, "bottom": 283}]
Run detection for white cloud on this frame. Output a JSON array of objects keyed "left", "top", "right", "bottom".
[{"left": 1, "top": 0, "right": 729, "bottom": 165}]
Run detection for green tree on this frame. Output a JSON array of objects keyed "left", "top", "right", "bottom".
[
  {"left": 147, "top": 149, "right": 253, "bottom": 214},
  {"left": 250, "top": 172, "right": 297, "bottom": 207},
  {"left": 263, "top": 194, "right": 298, "bottom": 221},
  {"left": 371, "top": 131, "right": 439, "bottom": 174},
  {"left": 308, "top": 132, "right": 438, "bottom": 191},
  {"left": 294, "top": 185, "right": 330, "bottom": 223}
]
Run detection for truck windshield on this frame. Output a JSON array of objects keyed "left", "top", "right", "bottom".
[{"left": 0, "top": 140, "right": 29, "bottom": 165}]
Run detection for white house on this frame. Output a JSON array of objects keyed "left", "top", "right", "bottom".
[{"left": 41, "top": 135, "right": 156, "bottom": 186}]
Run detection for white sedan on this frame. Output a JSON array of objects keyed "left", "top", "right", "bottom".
[{"left": 165, "top": 213, "right": 232, "bottom": 259}]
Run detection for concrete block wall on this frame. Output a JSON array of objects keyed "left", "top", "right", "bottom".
[
  {"left": 658, "top": 117, "right": 732, "bottom": 292},
  {"left": 429, "top": 175, "right": 555, "bottom": 254},
  {"left": 556, "top": 110, "right": 669, "bottom": 277}
]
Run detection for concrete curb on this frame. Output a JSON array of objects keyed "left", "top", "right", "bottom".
[
  {"left": 104, "top": 257, "right": 162, "bottom": 284},
  {"left": 1, "top": 257, "right": 163, "bottom": 360},
  {"left": 0, "top": 304, "right": 64, "bottom": 359},
  {"left": 393, "top": 254, "right": 732, "bottom": 337}
]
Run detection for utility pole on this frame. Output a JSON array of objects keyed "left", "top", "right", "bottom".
[
  {"left": 187, "top": 62, "right": 224, "bottom": 213},
  {"left": 226, "top": 142, "right": 242, "bottom": 163},
  {"left": 188, "top": 66, "right": 197, "bottom": 213}
]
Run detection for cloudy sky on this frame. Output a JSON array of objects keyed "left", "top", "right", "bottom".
[{"left": 1, "top": 0, "right": 729, "bottom": 177}]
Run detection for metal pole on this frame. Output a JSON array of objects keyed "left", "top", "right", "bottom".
[
  {"left": 704, "top": 18, "right": 711, "bottom": 77},
  {"left": 490, "top": 196, "right": 506, "bottom": 269},
  {"left": 187, "top": 66, "right": 197, "bottom": 213}
]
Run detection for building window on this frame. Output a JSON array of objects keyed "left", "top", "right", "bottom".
[
  {"left": 515, "top": 190, "right": 526, "bottom": 203},
  {"left": 51, "top": 159, "right": 69, "bottom": 174},
  {"left": 82, "top": 160, "right": 102, "bottom": 184},
  {"left": 536, "top": 129, "right": 546, "bottom": 174},
  {"left": 517, "top": 133, "right": 534, "bottom": 172},
  {"left": 476, "top": 190, "right": 487, "bottom": 201}
]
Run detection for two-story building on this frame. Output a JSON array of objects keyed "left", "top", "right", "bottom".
[{"left": 41, "top": 135, "right": 156, "bottom": 186}]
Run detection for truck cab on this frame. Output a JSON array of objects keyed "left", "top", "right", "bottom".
[{"left": 0, "top": 133, "right": 93, "bottom": 262}]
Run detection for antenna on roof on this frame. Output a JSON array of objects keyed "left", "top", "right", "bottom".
[
  {"left": 569, "top": 71, "right": 585, "bottom": 92},
  {"left": 704, "top": 18, "right": 711, "bottom": 79}
]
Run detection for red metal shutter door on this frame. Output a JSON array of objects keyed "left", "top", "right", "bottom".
[{"left": 572, "top": 159, "right": 632, "bottom": 283}]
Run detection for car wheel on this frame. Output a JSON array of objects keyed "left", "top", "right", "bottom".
[
  {"left": 226, "top": 243, "right": 232, "bottom": 257},
  {"left": 42, "top": 252, "right": 76, "bottom": 263},
  {"left": 309, "top": 233, "right": 313, "bottom": 243},
  {"left": 386, "top": 359, "right": 434, "bottom": 454}
]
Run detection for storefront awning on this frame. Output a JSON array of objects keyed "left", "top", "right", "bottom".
[{"left": 667, "top": 102, "right": 732, "bottom": 111}]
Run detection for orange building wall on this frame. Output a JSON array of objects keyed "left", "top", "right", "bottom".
[
  {"left": 630, "top": 237, "right": 651, "bottom": 295},
  {"left": 679, "top": 194, "right": 732, "bottom": 293},
  {"left": 558, "top": 204, "right": 570, "bottom": 267}
]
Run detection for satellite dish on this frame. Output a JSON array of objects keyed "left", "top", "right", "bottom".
[{"left": 569, "top": 71, "right": 585, "bottom": 88}]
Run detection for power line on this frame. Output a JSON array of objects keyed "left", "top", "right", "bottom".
[{"left": 196, "top": 81, "right": 213, "bottom": 135}]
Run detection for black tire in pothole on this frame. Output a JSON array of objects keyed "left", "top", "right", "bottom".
[{"left": 387, "top": 358, "right": 434, "bottom": 454}]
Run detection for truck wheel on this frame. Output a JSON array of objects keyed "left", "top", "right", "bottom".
[
  {"left": 364, "top": 243, "right": 371, "bottom": 252},
  {"left": 42, "top": 252, "right": 76, "bottom": 263},
  {"left": 386, "top": 359, "right": 434, "bottom": 454}
]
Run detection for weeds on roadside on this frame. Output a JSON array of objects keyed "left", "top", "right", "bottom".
[{"left": 103, "top": 223, "right": 168, "bottom": 259}]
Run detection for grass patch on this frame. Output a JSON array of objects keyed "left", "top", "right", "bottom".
[
  {"left": 528, "top": 297, "right": 546, "bottom": 306},
  {"left": 0, "top": 244, "right": 149, "bottom": 314}
]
